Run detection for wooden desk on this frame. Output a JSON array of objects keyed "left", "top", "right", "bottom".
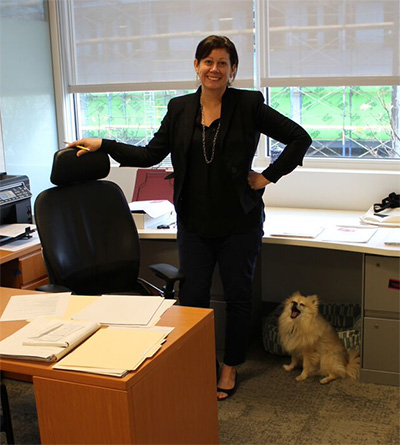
[
  {"left": 0, "top": 240, "right": 48, "bottom": 289},
  {"left": 138, "top": 207, "right": 400, "bottom": 257},
  {"left": 0, "top": 287, "right": 219, "bottom": 444},
  {"left": 137, "top": 207, "right": 400, "bottom": 386},
  {"left": 261, "top": 207, "right": 400, "bottom": 257}
]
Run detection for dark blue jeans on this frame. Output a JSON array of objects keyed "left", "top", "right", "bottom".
[{"left": 177, "top": 224, "right": 263, "bottom": 366}]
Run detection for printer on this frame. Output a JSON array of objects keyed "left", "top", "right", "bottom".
[{"left": 0, "top": 174, "right": 33, "bottom": 224}]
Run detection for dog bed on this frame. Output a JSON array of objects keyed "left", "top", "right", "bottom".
[{"left": 262, "top": 302, "right": 361, "bottom": 356}]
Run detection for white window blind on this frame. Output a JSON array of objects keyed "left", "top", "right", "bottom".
[
  {"left": 60, "top": 0, "right": 255, "bottom": 93},
  {"left": 258, "top": 0, "right": 400, "bottom": 87}
]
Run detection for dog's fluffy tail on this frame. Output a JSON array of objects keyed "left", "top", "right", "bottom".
[{"left": 346, "top": 349, "right": 361, "bottom": 379}]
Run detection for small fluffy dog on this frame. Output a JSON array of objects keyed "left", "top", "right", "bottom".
[{"left": 278, "top": 292, "right": 360, "bottom": 384}]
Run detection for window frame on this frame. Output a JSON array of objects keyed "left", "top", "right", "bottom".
[{"left": 50, "top": 0, "right": 400, "bottom": 176}]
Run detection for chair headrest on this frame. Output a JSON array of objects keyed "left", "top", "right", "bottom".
[{"left": 50, "top": 148, "right": 110, "bottom": 186}]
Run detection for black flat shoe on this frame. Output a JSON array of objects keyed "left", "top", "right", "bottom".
[{"left": 217, "top": 375, "right": 238, "bottom": 401}]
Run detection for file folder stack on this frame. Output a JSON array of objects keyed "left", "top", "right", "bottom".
[
  {"left": 53, "top": 325, "right": 173, "bottom": 377},
  {"left": 0, "top": 293, "right": 176, "bottom": 376}
]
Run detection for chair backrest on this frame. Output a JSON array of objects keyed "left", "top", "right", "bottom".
[
  {"left": 34, "top": 149, "right": 141, "bottom": 295},
  {"left": 132, "top": 168, "right": 174, "bottom": 203}
]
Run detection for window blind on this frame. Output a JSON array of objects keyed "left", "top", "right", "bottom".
[
  {"left": 258, "top": 0, "right": 400, "bottom": 87},
  {"left": 60, "top": 0, "right": 255, "bottom": 93}
]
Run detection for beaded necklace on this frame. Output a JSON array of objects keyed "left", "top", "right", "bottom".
[{"left": 200, "top": 102, "right": 221, "bottom": 164}]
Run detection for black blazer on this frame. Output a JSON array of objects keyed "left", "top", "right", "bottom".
[{"left": 102, "top": 87, "right": 312, "bottom": 215}]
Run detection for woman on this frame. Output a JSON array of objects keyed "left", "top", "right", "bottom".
[{"left": 68, "top": 35, "right": 312, "bottom": 400}]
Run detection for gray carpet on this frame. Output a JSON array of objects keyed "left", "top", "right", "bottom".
[{"left": 1, "top": 336, "right": 399, "bottom": 445}]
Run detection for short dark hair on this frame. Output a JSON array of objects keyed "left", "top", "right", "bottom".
[{"left": 195, "top": 35, "right": 239, "bottom": 78}]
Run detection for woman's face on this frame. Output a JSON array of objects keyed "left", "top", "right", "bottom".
[{"left": 194, "top": 48, "right": 236, "bottom": 93}]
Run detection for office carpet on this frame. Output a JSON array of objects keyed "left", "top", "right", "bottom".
[{"left": 1, "top": 336, "right": 399, "bottom": 445}]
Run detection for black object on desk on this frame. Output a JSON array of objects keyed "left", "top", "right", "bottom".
[
  {"left": 0, "top": 174, "right": 32, "bottom": 225},
  {"left": 0, "top": 226, "right": 34, "bottom": 246}
]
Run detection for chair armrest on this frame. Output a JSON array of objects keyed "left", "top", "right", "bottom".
[{"left": 148, "top": 263, "right": 184, "bottom": 299}]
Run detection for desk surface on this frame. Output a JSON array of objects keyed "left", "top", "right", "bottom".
[
  {"left": 1, "top": 208, "right": 398, "bottom": 265},
  {"left": 138, "top": 207, "right": 400, "bottom": 257},
  {"left": 0, "top": 287, "right": 219, "bottom": 444},
  {"left": 0, "top": 287, "right": 214, "bottom": 391},
  {"left": 0, "top": 241, "right": 42, "bottom": 265}
]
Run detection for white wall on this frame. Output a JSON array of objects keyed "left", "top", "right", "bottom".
[
  {"left": 263, "top": 167, "right": 400, "bottom": 211},
  {"left": 107, "top": 165, "right": 400, "bottom": 211},
  {"left": 0, "top": 17, "right": 57, "bottom": 204},
  {"left": 106, "top": 166, "right": 137, "bottom": 202}
]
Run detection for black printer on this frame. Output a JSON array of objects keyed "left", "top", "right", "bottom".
[{"left": 0, "top": 174, "right": 33, "bottom": 224}]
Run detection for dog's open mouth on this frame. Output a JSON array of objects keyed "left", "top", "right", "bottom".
[{"left": 290, "top": 303, "right": 301, "bottom": 319}]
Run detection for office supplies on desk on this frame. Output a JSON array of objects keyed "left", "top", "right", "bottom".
[
  {"left": 0, "top": 317, "right": 100, "bottom": 362},
  {"left": 0, "top": 174, "right": 32, "bottom": 225},
  {"left": 53, "top": 325, "right": 174, "bottom": 376},
  {"left": 63, "top": 295, "right": 100, "bottom": 319},
  {"left": 384, "top": 229, "right": 400, "bottom": 246},
  {"left": 71, "top": 295, "right": 169, "bottom": 326},
  {"left": 0, "top": 223, "right": 36, "bottom": 246},
  {"left": 360, "top": 206, "right": 400, "bottom": 227},
  {"left": 0, "top": 230, "right": 40, "bottom": 251},
  {"left": 0, "top": 293, "right": 71, "bottom": 321},
  {"left": 319, "top": 225, "right": 378, "bottom": 243},
  {"left": 132, "top": 168, "right": 174, "bottom": 204},
  {"left": 269, "top": 224, "right": 324, "bottom": 239},
  {"left": 129, "top": 199, "right": 176, "bottom": 229}
]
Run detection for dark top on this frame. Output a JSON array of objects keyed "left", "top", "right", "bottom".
[
  {"left": 101, "top": 87, "right": 312, "bottom": 238},
  {"left": 182, "top": 107, "right": 262, "bottom": 237}
]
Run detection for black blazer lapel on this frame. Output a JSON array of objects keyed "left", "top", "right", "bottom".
[
  {"left": 219, "top": 88, "right": 239, "bottom": 144},
  {"left": 183, "top": 89, "right": 201, "bottom": 156}
]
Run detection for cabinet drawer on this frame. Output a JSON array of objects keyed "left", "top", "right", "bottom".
[
  {"left": 21, "top": 276, "right": 49, "bottom": 291},
  {"left": 18, "top": 251, "right": 47, "bottom": 285},
  {"left": 363, "top": 317, "right": 400, "bottom": 373},
  {"left": 0, "top": 250, "right": 48, "bottom": 288},
  {"left": 365, "top": 255, "right": 400, "bottom": 314}
]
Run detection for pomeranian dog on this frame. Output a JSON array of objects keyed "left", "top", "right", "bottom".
[{"left": 278, "top": 292, "right": 360, "bottom": 384}]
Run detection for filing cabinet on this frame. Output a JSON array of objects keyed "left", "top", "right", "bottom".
[
  {"left": 361, "top": 254, "right": 400, "bottom": 386},
  {"left": 0, "top": 248, "right": 48, "bottom": 290}
]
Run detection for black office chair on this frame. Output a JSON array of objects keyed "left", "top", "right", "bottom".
[
  {"left": 0, "top": 375, "right": 14, "bottom": 444},
  {"left": 34, "top": 148, "right": 183, "bottom": 297}
]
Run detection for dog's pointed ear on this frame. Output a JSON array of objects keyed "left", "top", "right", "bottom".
[{"left": 309, "top": 294, "right": 319, "bottom": 307}]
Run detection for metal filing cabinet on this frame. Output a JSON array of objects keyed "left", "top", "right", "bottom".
[{"left": 361, "top": 255, "right": 400, "bottom": 386}]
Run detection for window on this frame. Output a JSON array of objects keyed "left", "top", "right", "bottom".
[
  {"left": 78, "top": 90, "right": 193, "bottom": 145},
  {"left": 77, "top": 89, "right": 194, "bottom": 167},
  {"left": 258, "top": 0, "right": 399, "bottom": 86},
  {"left": 60, "top": 0, "right": 254, "bottom": 90},
  {"left": 56, "top": 0, "right": 400, "bottom": 165},
  {"left": 268, "top": 85, "right": 400, "bottom": 160}
]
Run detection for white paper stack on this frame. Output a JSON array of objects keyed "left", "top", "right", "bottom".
[
  {"left": 71, "top": 295, "right": 175, "bottom": 327},
  {"left": 360, "top": 206, "right": 400, "bottom": 227},
  {"left": 384, "top": 229, "right": 400, "bottom": 246},
  {"left": 0, "top": 318, "right": 100, "bottom": 362},
  {"left": 0, "top": 293, "right": 176, "bottom": 375},
  {"left": 0, "top": 293, "right": 71, "bottom": 321},
  {"left": 319, "top": 225, "right": 378, "bottom": 243},
  {"left": 269, "top": 224, "right": 324, "bottom": 239},
  {"left": 129, "top": 200, "right": 176, "bottom": 229}
]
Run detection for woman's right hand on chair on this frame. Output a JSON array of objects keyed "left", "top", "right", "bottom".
[{"left": 66, "top": 138, "right": 103, "bottom": 157}]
